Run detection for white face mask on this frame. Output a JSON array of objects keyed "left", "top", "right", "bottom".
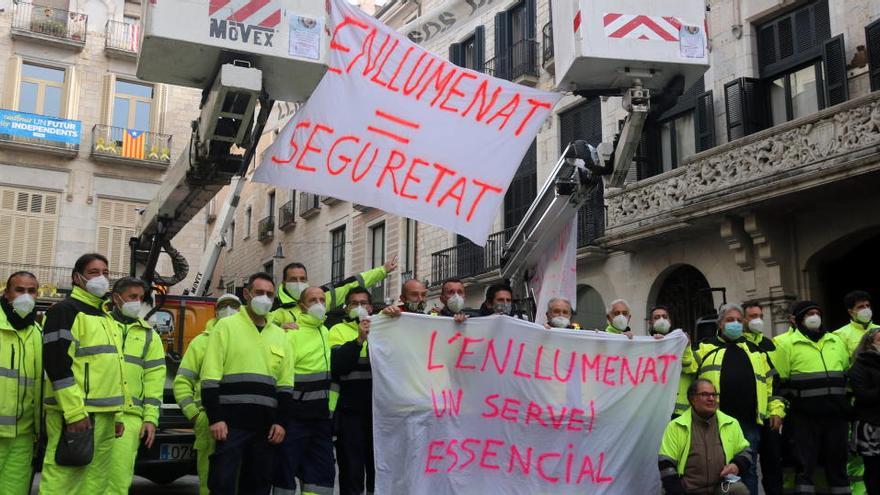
[
  {"left": 249, "top": 295, "right": 273, "bottom": 316},
  {"left": 652, "top": 318, "right": 671, "bottom": 334},
  {"left": 216, "top": 306, "right": 238, "bottom": 319},
  {"left": 611, "top": 314, "right": 629, "bottom": 331},
  {"left": 803, "top": 314, "right": 822, "bottom": 331},
  {"left": 83, "top": 275, "right": 109, "bottom": 298},
  {"left": 11, "top": 294, "right": 35, "bottom": 318},
  {"left": 856, "top": 308, "right": 873, "bottom": 324},
  {"left": 349, "top": 305, "right": 370, "bottom": 320},
  {"left": 446, "top": 294, "right": 464, "bottom": 313},
  {"left": 747, "top": 318, "right": 764, "bottom": 334},
  {"left": 120, "top": 300, "right": 142, "bottom": 319},
  {"left": 549, "top": 316, "right": 570, "bottom": 328},
  {"left": 285, "top": 281, "right": 308, "bottom": 299},
  {"left": 308, "top": 303, "right": 326, "bottom": 321}
]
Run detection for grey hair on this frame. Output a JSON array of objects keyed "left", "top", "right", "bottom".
[
  {"left": 717, "top": 303, "right": 744, "bottom": 323},
  {"left": 607, "top": 299, "right": 630, "bottom": 315},
  {"left": 546, "top": 297, "right": 573, "bottom": 312}
]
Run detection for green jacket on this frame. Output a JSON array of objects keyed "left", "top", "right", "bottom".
[
  {"left": 0, "top": 304, "right": 42, "bottom": 438},
  {"left": 106, "top": 303, "right": 165, "bottom": 425},
  {"left": 43, "top": 286, "right": 127, "bottom": 423},
  {"left": 695, "top": 337, "right": 785, "bottom": 424},
  {"left": 674, "top": 346, "right": 697, "bottom": 417},
  {"left": 834, "top": 320, "right": 880, "bottom": 358},
  {"left": 603, "top": 323, "right": 628, "bottom": 334},
  {"left": 270, "top": 266, "right": 387, "bottom": 326},
  {"left": 773, "top": 327, "right": 850, "bottom": 415},
  {"left": 658, "top": 408, "right": 752, "bottom": 477},
  {"left": 201, "top": 309, "right": 295, "bottom": 429},
  {"left": 173, "top": 320, "right": 215, "bottom": 422},
  {"left": 287, "top": 312, "right": 333, "bottom": 419}
]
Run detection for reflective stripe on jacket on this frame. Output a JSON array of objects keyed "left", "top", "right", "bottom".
[
  {"left": 173, "top": 322, "right": 213, "bottom": 422},
  {"left": 106, "top": 303, "right": 165, "bottom": 424},
  {"left": 0, "top": 306, "right": 42, "bottom": 438},
  {"left": 773, "top": 327, "right": 850, "bottom": 416},
  {"left": 658, "top": 408, "right": 752, "bottom": 477},
  {"left": 43, "top": 286, "right": 127, "bottom": 423}
]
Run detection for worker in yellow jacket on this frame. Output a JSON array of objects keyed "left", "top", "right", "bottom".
[
  {"left": 0, "top": 271, "right": 42, "bottom": 495},
  {"left": 173, "top": 293, "right": 240, "bottom": 495},
  {"left": 41, "top": 253, "right": 128, "bottom": 494},
  {"left": 105, "top": 277, "right": 165, "bottom": 494}
]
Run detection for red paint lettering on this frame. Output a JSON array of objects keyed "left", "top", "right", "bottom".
[
  {"left": 375, "top": 149, "right": 407, "bottom": 194},
  {"left": 658, "top": 354, "right": 678, "bottom": 384},
  {"left": 485, "top": 93, "right": 521, "bottom": 131},
  {"left": 480, "top": 338, "right": 513, "bottom": 374},
  {"left": 553, "top": 349, "right": 576, "bottom": 383},
  {"left": 436, "top": 176, "right": 467, "bottom": 216},
  {"left": 515, "top": 98, "right": 553, "bottom": 136},
  {"left": 462, "top": 80, "right": 502, "bottom": 122},
  {"left": 402, "top": 53, "right": 434, "bottom": 96},
  {"left": 369, "top": 38, "right": 400, "bottom": 87},
  {"left": 459, "top": 439, "right": 479, "bottom": 470},
  {"left": 537, "top": 452, "right": 561, "bottom": 483},
  {"left": 507, "top": 444, "right": 533, "bottom": 475},
  {"left": 547, "top": 405, "right": 568, "bottom": 430},
  {"left": 533, "top": 345, "right": 553, "bottom": 381},
  {"left": 567, "top": 407, "right": 585, "bottom": 432},
  {"left": 351, "top": 142, "right": 378, "bottom": 182},
  {"left": 499, "top": 398, "right": 520, "bottom": 422},
  {"left": 438, "top": 71, "right": 478, "bottom": 113},
  {"left": 466, "top": 179, "right": 503, "bottom": 222},
  {"left": 581, "top": 354, "right": 602, "bottom": 383},
  {"left": 513, "top": 342, "right": 532, "bottom": 379},
  {"left": 524, "top": 401, "right": 547, "bottom": 427},
  {"left": 326, "top": 135, "right": 360, "bottom": 175},
  {"left": 329, "top": 15, "right": 369, "bottom": 54},
  {"left": 427, "top": 330, "right": 444, "bottom": 371},
  {"left": 444, "top": 439, "right": 459, "bottom": 472},
  {"left": 479, "top": 439, "right": 503, "bottom": 470},
  {"left": 295, "top": 124, "right": 334, "bottom": 172},
  {"left": 641, "top": 357, "right": 658, "bottom": 384},
  {"left": 455, "top": 337, "right": 484, "bottom": 370},
  {"left": 481, "top": 393, "right": 500, "bottom": 419},
  {"left": 425, "top": 440, "right": 444, "bottom": 473},
  {"left": 425, "top": 163, "right": 456, "bottom": 203},
  {"left": 386, "top": 46, "right": 415, "bottom": 92},
  {"left": 400, "top": 157, "right": 430, "bottom": 200},
  {"left": 602, "top": 356, "right": 620, "bottom": 386},
  {"left": 270, "top": 121, "right": 310, "bottom": 164}
]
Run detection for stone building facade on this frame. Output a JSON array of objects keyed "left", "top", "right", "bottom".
[
  {"left": 377, "top": 0, "right": 880, "bottom": 338},
  {"left": 0, "top": 0, "right": 205, "bottom": 296}
]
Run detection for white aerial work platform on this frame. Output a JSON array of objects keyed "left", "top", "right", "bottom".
[
  {"left": 137, "top": 0, "right": 329, "bottom": 102},
  {"left": 552, "top": 0, "right": 709, "bottom": 93}
]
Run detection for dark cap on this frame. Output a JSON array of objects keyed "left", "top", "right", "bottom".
[{"left": 789, "top": 300, "right": 821, "bottom": 320}]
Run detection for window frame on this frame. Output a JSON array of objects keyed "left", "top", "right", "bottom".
[
  {"left": 766, "top": 60, "right": 825, "bottom": 125},
  {"left": 331, "top": 226, "right": 346, "bottom": 284},
  {"left": 18, "top": 61, "right": 65, "bottom": 117},
  {"left": 112, "top": 79, "right": 153, "bottom": 131},
  {"left": 369, "top": 222, "right": 386, "bottom": 302}
]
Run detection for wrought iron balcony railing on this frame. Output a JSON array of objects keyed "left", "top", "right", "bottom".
[
  {"left": 105, "top": 20, "right": 140, "bottom": 55},
  {"left": 430, "top": 227, "right": 514, "bottom": 285},
  {"left": 278, "top": 200, "right": 296, "bottom": 230},
  {"left": 91, "top": 125, "right": 172, "bottom": 167},
  {"left": 257, "top": 216, "right": 274, "bottom": 243},
  {"left": 12, "top": 1, "right": 87, "bottom": 46}
]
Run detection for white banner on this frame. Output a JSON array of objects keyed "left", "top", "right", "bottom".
[
  {"left": 253, "top": 0, "right": 561, "bottom": 245},
  {"left": 399, "top": 0, "right": 498, "bottom": 45},
  {"left": 531, "top": 216, "right": 578, "bottom": 326},
  {"left": 369, "top": 314, "right": 688, "bottom": 494}
]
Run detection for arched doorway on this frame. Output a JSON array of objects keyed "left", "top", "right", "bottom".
[
  {"left": 574, "top": 284, "right": 606, "bottom": 330},
  {"left": 812, "top": 230, "right": 880, "bottom": 330},
  {"left": 654, "top": 265, "right": 716, "bottom": 341}
]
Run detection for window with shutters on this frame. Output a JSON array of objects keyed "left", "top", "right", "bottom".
[
  {"left": 648, "top": 80, "right": 710, "bottom": 176},
  {"left": 558, "top": 100, "right": 605, "bottom": 246},
  {"left": 450, "top": 29, "right": 484, "bottom": 72},
  {"left": 750, "top": 0, "right": 845, "bottom": 129},
  {"left": 492, "top": 0, "right": 537, "bottom": 81},
  {"left": 96, "top": 198, "right": 142, "bottom": 273},
  {"left": 331, "top": 226, "right": 346, "bottom": 284},
  {"left": 18, "top": 62, "right": 65, "bottom": 117},
  {"left": 0, "top": 187, "right": 59, "bottom": 268},
  {"left": 503, "top": 140, "right": 536, "bottom": 229},
  {"left": 868, "top": 19, "right": 880, "bottom": 92}
]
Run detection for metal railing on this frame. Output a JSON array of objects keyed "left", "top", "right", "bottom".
[
  {"left": 105, "top": 20, "right": 140, "bottom": 53},
  {"left": 483, "top": 57, "right": 498, "bottom": 78},
  {"left": 542, "top": 22, "right": 554, "bottom": 66},
  {"left": 12, "top": 2, "right": 87, "bottom": 44},
  {"left": 430, "top": 227, "right": 514, "bottom": 284},
  {"left": 278, "top": 200, "right": 296, "bottom": 230},
  {"left": 483, "top": 40, "right": 539, "bottom": 81},
  {"left": 577, "top": 187, "right": 605, "bottom": 247},
  {"left": 0, "top": 262, "right": 126, "bottom": 298},
  {"left": 299, "top": 192, "right": 320, "bottom": 217},
  {"left": 91, "top": 125, "right": 172, "bottom": 165},
  {"left": 257, "top": 216, "right": 274, "bottom": 242}
]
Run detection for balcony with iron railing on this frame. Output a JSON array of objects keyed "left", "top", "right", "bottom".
[
  {"left": 91, "top": 125, "right": 172, "bottom": 168},
  {"left": 0, "top": 109, "right": 80, "bottom": 157},
  {"left": 258, "top": 216, "right": 274, "bottom": 243},
  {"left": 105, "top": 20, "right": 140, "bottom": 57},
  {"left": 0, "top": 262, "right": 126, "bottom": 298},
  {"left": 430, "top": 227, "right": 514, "bottom": 285},
  {"left": 481, "top": 40, "right": 539, "bottom": 86},
  {"left": 542, "top": 22, "right": 554, "bottom": 73},
  {"left": 299, "top": 192, "right": 320, "bottom": 218},
  {"left": 11, "top": 1, "right": 87, "bottom": 48},
  {"left": 278, "top": 200, "right": 296, "bottom": 230}
]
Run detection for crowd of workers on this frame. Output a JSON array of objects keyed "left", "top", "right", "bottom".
[{"left": 0, "top": 251, "right": 878, "bottom": 495}]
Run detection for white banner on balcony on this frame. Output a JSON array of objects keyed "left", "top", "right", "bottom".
[
  {"left": 369, "top": 313, "right": 688, "bottom": 494},
  {"left": 252, "top": 0, "right": 561, "bottom": 245},
  {"left": 531, "top": 216, "right": 578, "bottom": 326},
  {"left": 398, "top": 0, "right": 498, "bottom": 45}
]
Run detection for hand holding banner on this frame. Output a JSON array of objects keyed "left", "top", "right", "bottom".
[
  {"left": 369, "top": 314, "right": 688, "bottom": 494},
  {"left": 253, "top": 0, "right": 561, "bottom": 245}
]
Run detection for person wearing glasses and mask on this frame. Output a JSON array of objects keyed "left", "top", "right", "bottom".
[
  {"left": 174, "top": 293, "right": 241, "bottom": 494},
  {"left": 693, "top": 303, "right": 783, "bottom": 495},
  {"left": 659, "top": 379, "right": 751, "bottom": 495}
]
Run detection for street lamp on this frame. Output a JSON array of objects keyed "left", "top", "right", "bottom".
[{"left": 273, "top": 243, "right": 285, "bottom": 260}]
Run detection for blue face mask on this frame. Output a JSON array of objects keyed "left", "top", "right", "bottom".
[{"left": 723, "top": 321, "right": 744, "bottom": 340}]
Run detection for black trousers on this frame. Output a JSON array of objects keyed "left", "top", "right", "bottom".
[
  {"left": 788, "top": 414, "right": 850, "bottom": 494},
  {"left": 208, "top": 426, "right": 275, "bottom": 495},
  {"left": 273, "top": 418, "right": 335, "bottom": 493},
  {"left": 865, "top": 455, "right": 880, "bottom": 495},
  {"left": 760, "top": 423, "right": 784, "bottom": 495},
  {"left": 335, "top": 411, "right": 375, "bottom": 495}
]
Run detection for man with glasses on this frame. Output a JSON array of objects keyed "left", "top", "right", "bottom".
[{"left": 659, "top": 379, "right": 752, "bottom": 495}]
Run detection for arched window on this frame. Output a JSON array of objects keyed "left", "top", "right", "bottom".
[{"left": 655, "top": 265, "right": 715, "bottom": 341}]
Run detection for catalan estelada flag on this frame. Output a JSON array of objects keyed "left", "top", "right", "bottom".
[{"left": 122, "top": 128, "right": 145, "bottom": 159}]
